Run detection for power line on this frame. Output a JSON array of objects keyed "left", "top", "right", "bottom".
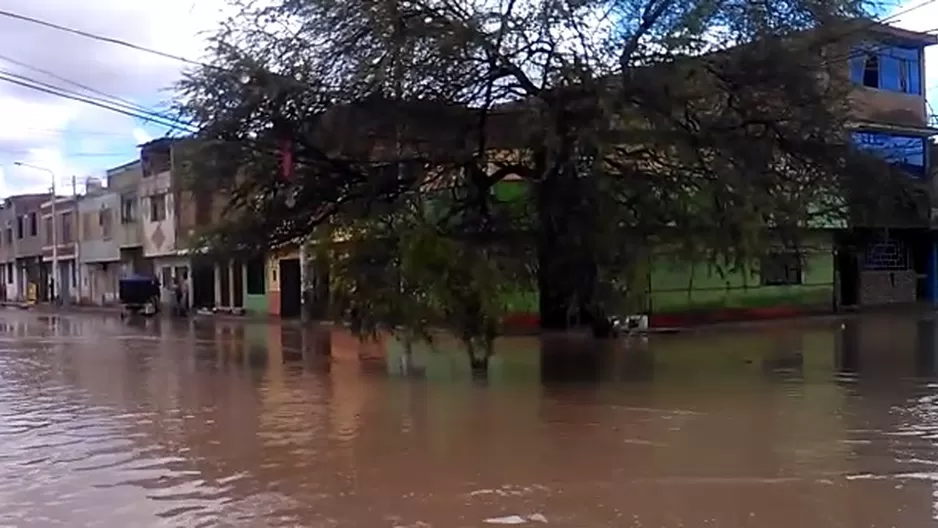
[
  {"left": 0, "top": 8, "right": 208, "bottom": 68},
  {"left": 882, "top": 0, "right": 938, "bottom": 23},
  {"left": 0, "top": 52, "right": 143, "bottom": 112},
  {"left": 0, "top": 4, "right": 932, "bottom": 155},
  {"left": 4, "top": 127, "right": 159, "bottom": 138},
  {"left": 0, "top": 53, "right": 188, "bottom": 135},
  {"left": 0, "top": 70, "right": 194, "bottom": 132},
  {"left": 0, "top": 150, "right": 136, "bottom": 158},
  {"left": 0, "top": 65, "right": 292, "bottom": 173}
]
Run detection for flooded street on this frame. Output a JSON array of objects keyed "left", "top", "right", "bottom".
[{"left": 1, "top": 311, "right": 938, "bottom": 526}]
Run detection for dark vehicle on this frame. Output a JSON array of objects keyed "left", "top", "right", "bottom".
[{"left": 118, "top": 275, "right": 160, "bottom": 319}]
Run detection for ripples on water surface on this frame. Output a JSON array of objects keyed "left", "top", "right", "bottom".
[{"left": 1, "top": 312, "right": 938, "bottom": 526}]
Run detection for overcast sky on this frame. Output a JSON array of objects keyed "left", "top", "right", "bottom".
[
  {"left": 0, "top": 0, "right": 227, "bottom": 196},
  {"left": 0, "top": 0, "right": 933, "bottom": 197}
]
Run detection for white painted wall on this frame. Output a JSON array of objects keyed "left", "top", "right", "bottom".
[{"left": 139, "top": 170, "right": 177, "bottom": 258}]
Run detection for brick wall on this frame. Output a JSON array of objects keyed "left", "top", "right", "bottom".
[{"left": 858, "top": 270, "right": 918, "bottom": 306}]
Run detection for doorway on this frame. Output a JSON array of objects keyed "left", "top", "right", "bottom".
[
  {"left": 279, "top": 258, "right": 301, "bottom": 318},
  {"left": 219, "top": 262, "right": 231, "bottom": 308},
  {"left": 309, "top": 255, "right": 331, "bottom": 319},
  {"left": 836, "top": 249, "right": 858, "bottom": 308},
  {"left": 232, "top": 260, "right": 244, "bottom": 308},
  {"left": 191, "top": 262, "right": 215, "bottom": 309}
]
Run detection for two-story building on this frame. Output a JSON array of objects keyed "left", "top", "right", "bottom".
[
  {"left": 619, "top": 22, "right": 938, "bottom": 327},
  {"left": 0, "top": 202, "right": 12, "bottom": 301},
  {"left": 0, "top": 194, "right": 52, "bottom": 302},
  {"left": 109, "top": 160, "right": 146, "bottom": 274},
  {"left": 139, "top": 139, "right": 189, "bottom": 305},
  {"left": 40, "top": 196, "right": 79, "bottom": 303},
  {"left": 136, "top": 138, "right": 272, "bottom": 315},
  {"left": 77, "top": 162, "right": 146, "bottom": 305},
  {"left": 833, "top": 23, "right": 938, "bottom": 308}
]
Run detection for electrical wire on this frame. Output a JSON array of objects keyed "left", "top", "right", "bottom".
[
  {"left": 0, "top": 62, "right": 189, "bottom": 136},
  {"left": 0, "top": 8, "right": 210, "bottom": 69},
  {"left": 0, "top": 52, "right": 144, "bottom": 113},
  {"left": 0, "top": 70, "right": 193, "bottom": 132},
  {"left": 0, "top": 4, "right": 933, "bottom": 164},
  {"left": 0, "top": 150, "right": 135, "bottom": 158},
  {"left": 6, "top": 127, "right": 150, "bottom": 138}
]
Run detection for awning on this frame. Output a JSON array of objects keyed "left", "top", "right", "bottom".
[{"left": 847, "top": 120, "right": 938, "bottom": 137}]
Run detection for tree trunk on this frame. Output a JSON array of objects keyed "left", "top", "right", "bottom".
[
  {"left": 466, "top": 340, "right": 492, "bottom": 381},
  {"left": 536, "top": 160, "right": 598, "bottom": 331}
]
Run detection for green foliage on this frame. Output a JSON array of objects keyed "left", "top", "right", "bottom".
[
  {"left": 170, "top": 0, "right": 912, "bottom": 342},
  {"left": 325, "top": 195, "right": 522, "bottom": 351}
]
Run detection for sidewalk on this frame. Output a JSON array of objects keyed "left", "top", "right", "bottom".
[
  {"left": 0, "top": 301, "right": 307, "bottom": 326},
  {"left": 1, "top": 300, "right": 931, "bottom": 336}
]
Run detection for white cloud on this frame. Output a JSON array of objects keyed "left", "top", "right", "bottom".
[
  {"left": 0, "top": 0, "right": 228, "bottom": 194},
  {"left": 0, "top": 1, "right": 934, "bottom": 196},
  {"left": 0, "top": 167, "right": 11, "bottom": 198},
  {"left": 132, "top": 127, "right": 153, "bottom": 146},
  {"left": 890, "top": 2, "right": 938, "bottom": 105}
]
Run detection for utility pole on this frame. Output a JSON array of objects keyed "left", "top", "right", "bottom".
[
  {"left": 71, "top": 175, "right": 79, "bottom": 305},
  {"left": 9, "top": 200, "right": 17, "bottom": 301},
  {"left": 14, "top": 162, "right": 58, "bottom": 304},
  {"left": 50, "top": 177, "right": 57, "bottom": 304}
]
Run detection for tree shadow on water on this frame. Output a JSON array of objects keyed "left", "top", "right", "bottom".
[{"left": 539, "top": 334, "right": 628, "bottom": 384}]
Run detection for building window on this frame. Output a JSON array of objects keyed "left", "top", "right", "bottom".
[
  {"left": 761, "top": 252, "right": 803, "bottom": 286},
  {"left": 160, "top": 266, "right": 172, "bottom": 288},
  {"left": 6, "top": 263, "right": 11, "bottom": 284},
  {"left": 28, "top": 212, "right": 37, "bottom": 237},
  {"left": 852, "top": 131, "right": 926, "bottom": 178},
  {"left": 149, "top": 194, "right": 167, "bottom": 222},
  {"left": 15, "top": 216, "right": 23, "bottom": 239},
  {"left": 864, "top": 240, "right": 909, "bottom": 270},
  {"left": 246, "top": 258, "right": 265, "bottom": 294},
  {"left": 82, "top": 213, "right": 92, "bottom": 241},
  {"left": 5, "top": 228, "right": 11, "bottom": 245},
  {"left": 44, "top": 217, "right": 53, "bottom": 245},
  {"left": 61, "top": 212, "right": 73, "bottom": 244},
  {"left": 99, "top": 208, "right": 113, "bottom": 239},
  {"left": 121, "top": 193, "right": 137, "bottom": 224},
  {"left": 194, "top": 191, "right": 213, "bottom": 226},
  {"left": 850, "top": 44, "right": 922, "bottom": 95},
  {"left": 862, "top": 53, "right": 879, "bottom": 88}
]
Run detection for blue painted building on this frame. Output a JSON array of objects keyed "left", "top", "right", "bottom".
[{"left": 833, "top": 24, "right": 938, "bottom": 308}]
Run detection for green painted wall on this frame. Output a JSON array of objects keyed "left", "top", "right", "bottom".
[
  {"left": 648, "top": 245, "right": 835, "bottom": 313},
  {"left": 241, "top": 259, "right": 269, "bottom": 315},
  {"left": 244, "top": 293, "right": 268, "bottom": 314},
  {"left": 433, "top": 179, "right": 836, "bottom": 316}
]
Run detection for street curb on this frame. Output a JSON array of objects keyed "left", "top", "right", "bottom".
[{"left": 0, "top": 301, "right": 310, "bottom": 326}]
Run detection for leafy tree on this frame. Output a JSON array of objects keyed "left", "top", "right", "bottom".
[{"left": 173, "top": 0, "right": 916, "bottom": 363}]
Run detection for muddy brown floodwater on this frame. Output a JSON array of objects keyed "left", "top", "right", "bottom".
[{"left": 1, "top": 311, "right": 938, "bottom": 527}]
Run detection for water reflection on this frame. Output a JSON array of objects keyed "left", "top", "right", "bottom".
[{"left": 1, "top": 311, "right": 938, "bottom": 525}]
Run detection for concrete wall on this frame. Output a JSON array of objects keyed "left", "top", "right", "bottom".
[
  {"left": 858, "top": 269, "right": 918, "bottom": 306},
  {"left": 107, "top": 161, "right": 144, "bottom": 250},
  {"left": 107, "top": 160, "right": 142, "bottom": 190},
  {"left": 174, "top": 190, "right": 224, "bottom": 250},
  {"left": 39, "top": 198, "right": 78, "bottom": 261},
  {"left": 0, "top": 205, "right": 15, "bottom": 299},
  {"left": 244, "top": 258, "right": 268, "bottom": 314},
  {"left": 0, "top": 204, "right": 15, "bottom": 264},
  {"left": 84, "top": 263, "right": 119, "bottom": 305},
  {"left": 648, "top": 238, "right": 835, "bottom": 313},
  {"left": 139, "top": 170, "right": 177, "bottom": 257},
  {"left": 266, "top": 247, "right": 299, "bottom": 316},
  {"left": 9, "top": 194, "right": 50, "bottom": 259},
  {"left": 850, "top": 87, "right": 929, "bottom": 128},
  {"left": 78, "top": 191, "right": 119, "bottom": 263}
]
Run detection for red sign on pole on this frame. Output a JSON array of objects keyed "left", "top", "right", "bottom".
[{"left": 280, "top": 138, "right": 295, "bottom": 181}]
